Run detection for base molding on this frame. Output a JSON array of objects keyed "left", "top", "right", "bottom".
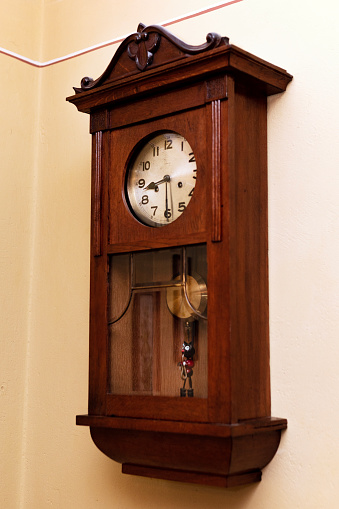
[
  {"left": 122, "top": 463, "right": 262, "bottom": 487},
  {"left": 76, "top": 415, "right": 287, "bottom": 487}
]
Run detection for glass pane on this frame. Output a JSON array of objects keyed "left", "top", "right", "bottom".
[
  {"left": 108, "top": 245, "right": 207, "bottom": 398},
  {"left": 133, "top": 247, "right": 182, "bottom": 286},
  {"left": 108, "top": 253, "right": 131, "bottom": 324}
]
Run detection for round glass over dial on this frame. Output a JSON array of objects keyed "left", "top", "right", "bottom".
[{"left": 126, "top": 132, "right": 197, "bottom": 227}]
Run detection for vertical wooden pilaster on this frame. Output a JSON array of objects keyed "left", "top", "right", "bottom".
[
  {"left": 93, "top": 131, "right": 103, "bottom": 256},
  {"left": 211, "top": 100, "right": 222, "bottom": 242}
]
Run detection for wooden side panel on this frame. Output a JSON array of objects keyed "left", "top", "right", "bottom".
[
  {"left": 88, "top": 131, "right": 109, "bottom": 414},
  {"left": 229, "top": 82, "right": 271, "bottom": 421},
  {"left": 205, "top": 98, "right": 232, "bottom": 423}
]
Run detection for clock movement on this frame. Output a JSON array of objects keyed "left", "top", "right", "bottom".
[{"left": 67, "top": 23, "right": 292, "bottom": 487}]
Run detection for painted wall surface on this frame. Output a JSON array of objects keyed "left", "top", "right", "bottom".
[
  {"left": 0, "top": 2, "right": 42, "bottom": 507},
  {"left": 1, "top": 0, "right": 339, "bottom": 507}
]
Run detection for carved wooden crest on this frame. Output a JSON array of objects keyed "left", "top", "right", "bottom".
[
  {"left": 127, "top": 29, "right": 160, "bottom": 71},
  {"left": 74, "top": 23, "right": 227, "bottom": 93}
]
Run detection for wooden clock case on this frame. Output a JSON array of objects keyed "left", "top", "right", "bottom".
[{"left": 67, "top": 24, "right": 292, "bottom": 488}]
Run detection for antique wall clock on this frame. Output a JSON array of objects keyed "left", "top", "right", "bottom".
[{"left": 67, "top": 23, "right": 292, "bottom": 487}]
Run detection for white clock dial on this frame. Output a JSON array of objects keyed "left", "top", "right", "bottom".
[{"left": 126, "top": 132, "right": 197, "bottom": 227}]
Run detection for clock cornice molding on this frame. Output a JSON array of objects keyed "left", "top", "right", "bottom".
[{"left": 67, "top": 25, "right": 292, "bottom": 115}]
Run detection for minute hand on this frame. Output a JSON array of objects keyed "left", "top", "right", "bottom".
[{"left": 144, "top": 174, "right": 170, "bottom": 190}]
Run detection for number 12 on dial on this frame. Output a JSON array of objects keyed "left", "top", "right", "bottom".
[{"left": 126, "top": 132, "right": 197, "bottom": 227}]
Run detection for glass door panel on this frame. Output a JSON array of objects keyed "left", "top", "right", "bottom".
[{"left": 108, "top": 244, "right": 207, "bottom": 398}]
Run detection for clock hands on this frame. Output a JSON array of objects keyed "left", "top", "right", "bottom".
[
  {"left": 144, "top": 174, "right": 170, "bottom": 191},
  {"left": 143, "top": 174, "right": 172, "bottom": 221},
  {"left": 165, "top": 180, "right": 170, "bottom": 222}
]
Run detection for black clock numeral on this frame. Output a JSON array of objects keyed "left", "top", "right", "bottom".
[
  {"left": 188, "top": 152, "right": 196, "bottom": 163},
  {"left": 141, "top": 195, "right": 149, "bottom": 205},
  {"left": 164, "top": 139, "right": 172, "bottom": 150},
  {"left": 164, "top": 208, "right": 172, "bottom": 219},
  {"left": 178, "top": 202, "right": 186, "bottom": 213},
  {"left": 151, "top": 206, "right": 158, "bottom": 216},
  {"left": 188, "top": 188, "right": 194, "bottom": 197},
  {"left": 153, "top": 146, "right": 159, "bottom": 157},
  {"left": 142, "top": 161, "right": 151, "bottom": 171},
  {"left": 193, "top": 168, "right": 197, "bottom": 180},
  {"left": 181, "top": 141, "right": 184, "bottom": 151},
  {"left": 138, "top": 178, "right": 145, "bottom": 188}
]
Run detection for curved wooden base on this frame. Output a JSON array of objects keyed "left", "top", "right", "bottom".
[
  {"left": 122, "top": 464, "right": 262, "bottom": 487},
  {"left": 77, "top": 415, "right": 286, "bottom": 487}
]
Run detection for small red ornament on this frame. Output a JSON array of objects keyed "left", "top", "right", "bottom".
[{"left": 184, "top": 359, "right": 194, "bottom": 369}]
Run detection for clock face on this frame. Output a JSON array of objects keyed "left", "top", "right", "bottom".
[{"left": 126, "top": 132, "right": 197, "bottom": 227}]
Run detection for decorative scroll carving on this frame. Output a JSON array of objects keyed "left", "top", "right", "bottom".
[
  {"left": 211, "top": 100, "right": 222, "bottom": 242},
  {"left": 74, "top": 23, "right": 227, "bottom": 93},
  {"left": 127, "top": 31, "right": 160, "bottom": 71}
]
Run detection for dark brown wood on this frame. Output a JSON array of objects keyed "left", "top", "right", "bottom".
[
  {"left": 132, "top": 293, "right": 155, "bottom": 394},
  {"left": 105, "top": 394, "right": 209, "bottom": 422},
  {"left": 67, "top": 44, "right": 292, "bottom": 116},
  {"left": 76, "top": 415, "right": 287, "bottom": 437},
  {"left": 93, "top": 131, "right": 102, "bottom": 256},
  {"left": 107, "top": 109, "right": 208, "bottom": 250},
  {"left": 73, "top": 25, "right": 226, "bottom": 94},
  {"left": 229, "top": 82, "right": 271, "bottom": 421},
  {"left": 211, "top": 99, "right": 222, "bottom": 242},
  {"left": 105, "top": 81, "right": 209, "bottom": 133},
  {"left": 86, "top": 418, "right": 285, "bottom": 486},
  {"left": 68, "top": 24, "right": 292, "bottom": 487},
  {"left": 121, "top": 465, "right": 262, "bottom": 487},
  {"left": 90, "top": 109, "right": 109, "bottom": 135},
  {"left": 87, "top": 130, "right": 109, "bottom": 415}
]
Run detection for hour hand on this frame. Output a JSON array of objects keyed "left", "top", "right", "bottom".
[
  {"left": 144, "top": 175, "right": 170, "bottom": 191},
  {"left": 143, "top": 181, "right": 157, "bottom": 191}
]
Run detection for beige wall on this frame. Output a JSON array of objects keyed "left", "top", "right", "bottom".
[
  {"left": 1, "top": 2, "right": 42, "bottom": 506},
  {"left": 1, "top": 0, "right": 339, "bottom": 507}
]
